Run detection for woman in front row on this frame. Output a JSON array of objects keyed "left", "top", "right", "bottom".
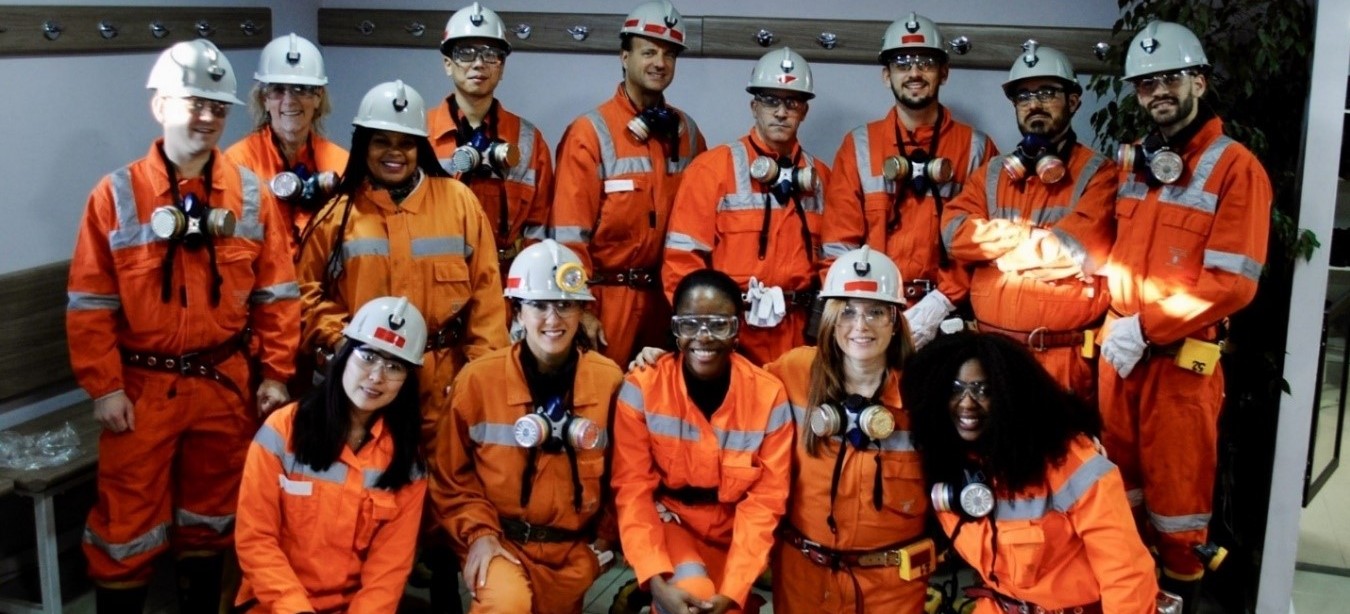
[
  {"left": 234, "top": 296, "right": 428, "bottom": 613},
  {"left": 613, "top": 269, "right": 793, "bottom": 614},
  {"left": 902, "top": 332, "right": 1159, "bottom": 613},
  {"left": 764, "top": 246, "right": 930, "bottom": 613}
]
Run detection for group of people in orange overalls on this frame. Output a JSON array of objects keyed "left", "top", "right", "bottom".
[{"left": 64, "top": 0, "right": 1269, "bottom": 611}]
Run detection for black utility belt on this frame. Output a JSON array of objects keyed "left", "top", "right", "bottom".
[
  {"left": 590, "top": 268, "right": 660, "bottom": 288},
  {"left": 781, "top": 524, "right": 937, "bottom": 580},
  {"left": 499, "top": 516, "right": 591, "bottom": 544},
  {"left": 656, "top": 483, "right": 720, "bottom": 506}
]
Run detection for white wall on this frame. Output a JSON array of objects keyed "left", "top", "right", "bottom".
[{"left": 0, "top": 0, "right": 1118, "bottom": 275}]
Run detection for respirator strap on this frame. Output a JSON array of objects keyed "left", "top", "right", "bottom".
[
  {"left": 519, "top": 446, "right": 541, "bottom": 508},
  {"left": 826, "top": 436, "right": 848, "bottom": 534}
]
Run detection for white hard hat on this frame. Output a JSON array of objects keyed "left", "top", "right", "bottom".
[
  {"left": 1003, "top": 41, "right": 1080, "bottom": 97},
  {"left": 352, "top": 80, "right": 428, "bottom": 137},
  {"left": 1124, "top": 21, "right": 1209, "bottom": 81},
  {"left": 255, "top": 33, "right": 328, "bottom": 86},
  {"left": 620, "top": 0, "right": 687, "bottom": 50},
  {"left": 504, "top": 239, "right": 594, "bottom": 302},
  {"left": 820, "top": 246, "right": 905, "bottom": 305},
  {"left": 879, "top": 12, "right": 945, "bottom": 62},
  {"left": 746, "top": 47, "right": 814, "bottom": 99},
  {"left": 146, "top": 39, "right": 244, "bottom": 105},
  {"left": 442, "top": 2, "right": 511, "bottom": 54},
  {"left": 343, "top": 296, "right": 427, "bottom": 365}
]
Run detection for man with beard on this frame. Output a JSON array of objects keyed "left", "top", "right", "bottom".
[
  {"left": 663, "top": 48, "right": 830, "bottom": 365},
  {"left": 552, "top": 0, "right": 706, "bottom": 366},
  {"left": 940, "top": 43, "right": 1115, "bottom": 401},
  {"left": 821, "top": 12, "right": 996, "bottom": 350},
  {"left": 1097, "top": 22, "right": 1270, "bottom": 612}
]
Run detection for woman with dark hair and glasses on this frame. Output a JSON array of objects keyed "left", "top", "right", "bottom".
[
  {"left": 762, "top": 246, "right": 929, "bottom": 613},
  {"left": 430, "top": 240, "right": 623, "bottom": 613},
  {"left": 234, "top": 296, "right": 427, "bottom": 613},
  {"left": 613, "top": 269, "right": 793, "bottom": 614},
  {"left": 900, "top": 331, "right": 1158, "bottom": 614}
]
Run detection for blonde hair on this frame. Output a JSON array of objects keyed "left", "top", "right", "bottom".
[{"left": 248, "top": 82, "right": 331, "bottom": 135}]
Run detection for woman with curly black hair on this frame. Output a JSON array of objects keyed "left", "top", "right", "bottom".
[{"left": 901, "top": 331, "right": 1158, "bottom": 614}]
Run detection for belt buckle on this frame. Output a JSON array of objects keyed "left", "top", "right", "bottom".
[
  {"left": 1026, "top": 326, "right": 1049, "bottom": 352},
  {"left": 518, "top": 520, "right": 534, "bottom": 544}
]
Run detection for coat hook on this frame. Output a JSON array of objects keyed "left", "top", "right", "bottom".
[
  {"left": 513, "top": 23, "right": 532, "bottom": 40},
  {"left": 98, "top": 21, "right": 118, "bottom": 40},
  {"left": 43, "top": 20, "right": 63, "bottom": 41},
  {"left": 356, "top": 20, "right": 375, "bottom": 36},
  {"left": 239, "top": 20, "right": 261, "bottom": 36},
  {"left": 567, "top": 25, "right": 589, "bottom": 41},
  {"left": 754, "top": 28, "right": 775, "bottom": 47},
  {"left": 948, "top": 35, "right": 972, "bottom": 55},
  {"left": 405, "top": 22, "right": 426, "bottom": 38},
  {"left": 196, "top": 19, "right": 215, "bottom": 38},
  {"left": 817, "top": 32, "right": 838, "bottom": 50},
  {"left": 149, "top": 20, "right": 169, "bottom": 39},
  {"left": 1093, "top": 41, "right": 1111, "bottom": 61}
]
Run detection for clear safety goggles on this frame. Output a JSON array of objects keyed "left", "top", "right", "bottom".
[{"left": 671, "top": 315, "right": 739, "bottom": 340}]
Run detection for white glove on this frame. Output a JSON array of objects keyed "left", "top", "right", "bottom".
[
  {"left": 744, "top": 277, "right": 787, "bottom": 328},
  {"left": 1102, "top": 314, "right": 1148, "bottom": 378},
  {"left": 903, "top": 290, "right": 954, "bottom": 349},
  {"left": 655, "top": 502, "right": 683, "bottom": 525}
]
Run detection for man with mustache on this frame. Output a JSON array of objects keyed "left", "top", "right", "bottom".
[
  {"left": 1097, "top": 22, "right": 1271, "bottom": 613},
  {"left": 940, "top": 43, "right": 1116, "bottom": 401},
  {"left": 552, "top": 0, "right": 706, "bottom": 366},
  {"left": 663, "top": 48, "right": 831, "bottom": 365},
  {"left": 821, "top": 12, "right": 996, "bottom": 350}
]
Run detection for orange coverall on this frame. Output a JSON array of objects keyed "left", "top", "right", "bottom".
[
  {"left": 821, "top": 105, "right": 996, "bottom": 307},
  {"left": 1098, "top": 116, "right": 1270, "bottom": 579},
  {"left": 297, "top": 177, "right": 509, "bottom": 452},
  {"left": 552, "top": 84, "right": 706, "bottom": 364},
  {"left": 942, "top": 142, "right": 1116, "bottom": 398},
  {"left": 234, "top": 403, "right": 426, "bottom": 613},
  {"left": 938, "top": 436, "right": 1158, "bottom": 613},
  {"left": 663, "top": 131, "right": 831, "bottom": 365},
  {"left": 225, "top": 126, "right": 350, "bottom": 258},
  {"left": 428, "top": 99, "right": 554, "bottom": 277},
  {"left": 763, "top": 347, "right": 929, "bottom": 613},
  {"left": 68, "top": 141, "right": 299, "bottom": 583},
  {"left": 612, "top": 353, "right": 793, "bottom": 610},
  {"left": 430, "top": 344, "right": 623, "bottom": 613}
]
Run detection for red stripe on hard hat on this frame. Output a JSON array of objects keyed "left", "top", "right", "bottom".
[
  {"left": 844, "top": 280, "right": 879, "bottom": 292},
  {"left": 506, "top": 277, "right": 522, "bottom": 288},
  {"left": 643, "top": 24, "right": 668, "bottom": 36},
  {"left": 777, "top": 75, "right": 797, "bottom": 84},
  {"left": 901, "top": 34, "right": 926, "bottom": 44},
  {"left": 670, "top": 29, "right": 684, "bottom": 42},
  {"left": 373, "top": 327, "right": 407, "bottom": 349},
  {"left": 624, "top": 19, "right": 639, "bottom": 28}
]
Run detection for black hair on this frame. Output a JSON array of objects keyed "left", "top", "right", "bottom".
[
  {"left": 900, "top": 331, "right": 1100, "bottom": 496},
  {"left": 291, "top": 341, "right": 425, "bottom": 490},
  {"left": 335, "top": 126, "right": 450, "bottom": 198},
  {"left": 620, "top": 33, "right": 682, "bottom": 56},
  {"left": 672, "top": 269, "right": 744, "bottom": 314}
]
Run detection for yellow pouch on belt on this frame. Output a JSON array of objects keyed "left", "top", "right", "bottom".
[
  {"left": 898, "top": 538, "right": 937, "bottom": 581},
  {"left": 1174, "top": 338, "right": 1221, "bottom": 375},
  {"left": 1081, "top": 329, "right": 1096, "bottom": 359}
]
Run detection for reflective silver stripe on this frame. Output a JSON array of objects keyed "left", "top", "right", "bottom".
[
  {"left": 649, "top": 413, "right": 701, "bottom": 442},
  {"left": 108, "top": 167, "right": 159, "bottom": 251},
  {"left": 343, "top": 237, "right": 390, "bottom": 261},
  {"left": 619, "top": 381, "right": 645, "bottom": 411},
  {"left": 852, "top": 126, "right": 888, "bottom": 195},
  {"left": 666, "top": 111, "right": 699, "bottom": 174},
  {"left": 364, "top": 468, "right": 383, "bottom": 489},
  {"left": 235, "top": 168, "right": 264, "bottom": 242},
  {"left": 941, "top": 213, "right": 966, "bottom": 249},
  {"left": 876, "top": 429, "right": 915, "bottom": 452},
  {"left": 1051, "top": 227, "right": 1090, "bottom": 270},
  {"left": 671, "top": 561, "right": 709, "bottom": 583},
  {"left": 84, "top": 522, "right": 168, "bottom": 562},
  {"left": 522, "top": 223, "right": 548, "bottom": 241},
  {"left": 412, "top": 236, "right": 469, "bottom": 258},
  {"left": 1068, "top": 153, "right": 1107, "bottom": 209},
  {"left": 718, "top": 193, "right": 763, "bottom": 211},
  {"left": 766, "top": 402, "right": 794, "bottom": 432},
  {"left": 249, "top": 281, "right": 300, "bottom": 305},
  {"left": 553, "top": 225, "right": 591, "bottom": 244},
  {"left": 469, "top": 422, "right": 521, "bottom": 447},
  {"left": 996, "top": 452, "right": 1114, "bottom": 520},
  {"left": 721, "top": 141, "right": 758, "bottom": 212},
  {"left": 718, "top": 428, "right": 763, "bottom": 452},
  {"left": 254, "top": 423, "right": 287, "bottom": 456},
  {"left": 790, "top": 404, "right": 806, "bottom": 426},
  {"left": 175, "top": 508, "right": 234, "bottom": 534},
  {"left": 984, "top": 160, "right": 1001, "bottom": 218},
  {"left": 1118, "top": 174, "right": 1149, "bottom": 200},
  {"left": 256, "top": 423, "right": 349, "bottom": 485},
  {"left": 967, "top": 131, "right": 989, "bottom": 176},
  {"left": 507, "top": 119, "right": 540, "bottom": 188},
  {"left": 1158, "top": 136, "right": 1234, "bottom": 214},
  {"left": 995, "top": 495, "right": 1051, "bottom": 521},
  {"left": 1126, "top": 488, "right": 1145, "bottom": 508},
  {"left": 1204, "top": 249, "right": 1262, "bottom": 281},
  {"left": 68, "top": 292, "right": 121, "bottom": 311},
  {"left": 822, "top": 242, "right": 857, "bottom": 259},
  {"left": 585, "top": 112, "right": 654, "bottom": 178},
  {"left": 1150, "top": 511, "right": 1211, "bottom": 534},
  {"left": 666, "top": 231, "right": 711, "bottom": 254}
]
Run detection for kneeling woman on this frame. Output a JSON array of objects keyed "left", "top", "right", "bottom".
[
  {"left": 764, "top": 247, "right": 929, "bottom": 613},
  {"left": 613, "top": 269, "right": 793, "bottom": 614},
  {"left": 235, "top": 296, "right": 428, "bottom": 613},
  {"left": 901, "top": 332, "right": 1158, "bottom": 613},
  {"left": 430, "top": 239, "right": 624, "bottom": 613}
]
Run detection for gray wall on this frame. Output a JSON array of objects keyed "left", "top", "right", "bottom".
[{"left": 0, "top": 0, "right": 1119, "bottom": 274}]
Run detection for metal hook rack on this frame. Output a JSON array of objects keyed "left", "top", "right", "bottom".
[{"left": 0, "top": 5, "right": 271, "bottom": 56}]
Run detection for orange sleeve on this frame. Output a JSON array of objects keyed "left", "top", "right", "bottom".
[
  {"left": 348, "top": 477, "right": 427, "bottom": 613},
  {"left": 66, "top": 178, "right": 126, "bottom": 399},
  {"left": 1069, "top": 450, "right": 1158, "bottom": 613},
  {"left": 662, "top": 149, "right": 721, "bottom": 303},
  {"left": 522, "top": 125, "right": 555, "bottom": 245},
  {"left": 940, "top": 165, "right": 1025, "bottom": 263},
  {"left": 234, "top": 412, "right": 315, "bottom": 613},
  {"left": 431, "top": 371, "right": 504, "bottom": 552},
  {"left": 295, "top": 197, "right": 353, "bottom": 354},
  {"left": 820, "top": 131, "right": 868, "bottom": 282},
  {"left": 249, "top": 186, "right": 301, "bottom": 381},
  {"left": 460, "top": 192, "right": 510, "bottom": 360},
  {"left": 550, "top": 119, "right": 603, "bottom": 272},
  {"left": 1141, "top": 153, "right": 1270, "bottom": 344},
  {"left": 720, "top": 381, "right": 794, "bottom": 607},
  {"left": 1049, "top": 158, "right": 1118, "bottom": 275},
  {"left": 610, "top": 375, "right": 676, "bottom": 586}
]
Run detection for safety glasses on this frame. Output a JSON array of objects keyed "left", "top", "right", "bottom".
[
  {"left": 1132, "top": 70, "right": 1195, "bottom": 96},
  {"left": 671, "top": 315, "right": 739, "bottom": 340}
]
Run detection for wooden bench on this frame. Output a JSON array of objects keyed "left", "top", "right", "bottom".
[{"left": 0, "top": 260, "right": 98, "bottom": 614}]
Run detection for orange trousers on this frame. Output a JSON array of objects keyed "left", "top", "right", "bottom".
[
  {"left": 650, "top": 520, "right": 761, "bottom": 614},
  {"left": 770, "top": 543, "right": 927, "bottom": 613},
  {"left": 593, "top": 284, "right": 671, "bottom": 366},
  {"left": 469, "top": 539, "right": 600, "bottom": 614},
  {"left": 1099, "top": 354, "right": 1224, "bottom": 577},
  {"left": 738, "top": 309, "right": 809, "bottom": 367},
  {"left": 84, "top": 363, "right": 253, "bottom": 584},
  {"left": 1027, "top": 345, "right": 1097, "bottom": 406}
]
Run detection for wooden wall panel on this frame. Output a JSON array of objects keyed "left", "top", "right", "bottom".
[
  {"left": 0, "top": 6, "right": 271, "bottom": 57},
  {"left": 0, "top": 261, "right": 73, "bottom": 401}
]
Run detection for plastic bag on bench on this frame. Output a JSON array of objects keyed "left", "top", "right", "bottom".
[{"left": 0, "top": 422, "right": 81, "bottom": 470}]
